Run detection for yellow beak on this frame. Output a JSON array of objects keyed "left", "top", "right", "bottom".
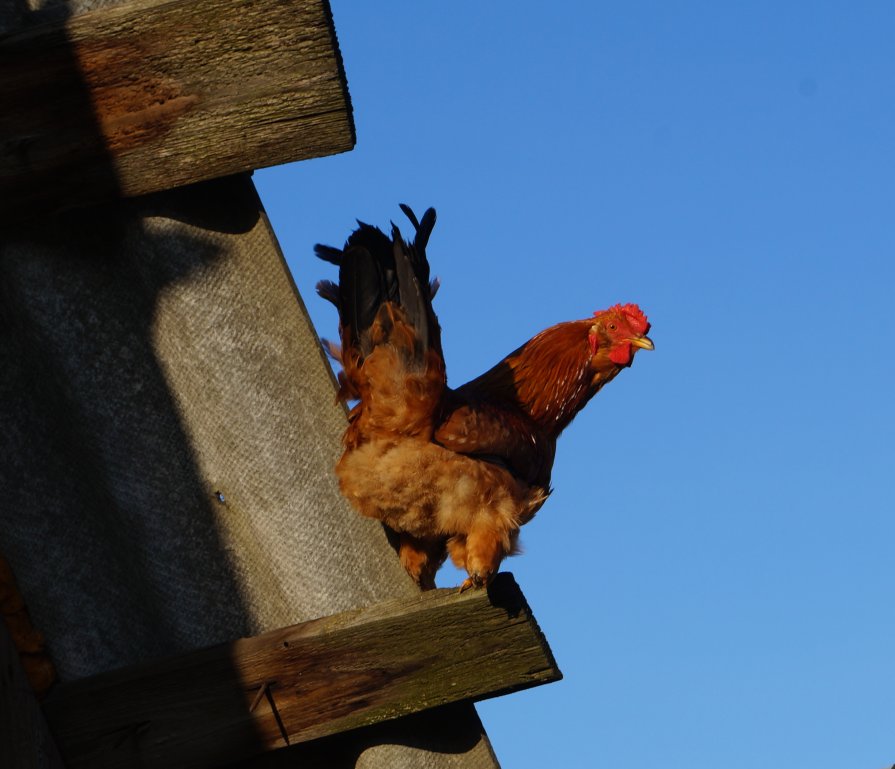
[{"left": 630, "top": 336, "right": 655, "bottom": 351}]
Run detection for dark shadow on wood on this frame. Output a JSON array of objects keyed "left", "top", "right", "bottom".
[
  {"left": 131, "top": 175, "right": 261, "bottom": 236},
  {"left": 41, "top": 571, "right": 560, "bottom": 767},
  {"left": 1, "top": 2, "right": 263, "bottom": 760},
  {"left": 485, "top": 571, "right": 525, "bottom": 619},
  {"left": 226, "top": 703, "right": 487, "bottom": 768},
  {"left": 1, "top": 0, "right": 355, "bottom": 224},
  {"left": 0, "top": 0, "right": 121, "bottom": 223}
]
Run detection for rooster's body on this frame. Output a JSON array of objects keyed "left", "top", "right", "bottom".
[{"left": 317, "top": 206, "right": 653, "bottom": 589}]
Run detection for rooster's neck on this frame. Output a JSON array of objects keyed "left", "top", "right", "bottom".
[{"left": 467, "top": 320, "right": 612, "bottom": 436}]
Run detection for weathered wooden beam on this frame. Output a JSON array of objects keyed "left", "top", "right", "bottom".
[
  {"left": 0, "top": 0, "right": 354, "bottom": 221},
  {"left": 42, "top": 573, "right": 560, "bottom": 769}
]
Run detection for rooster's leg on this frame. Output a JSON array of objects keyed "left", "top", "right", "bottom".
[
  {"left": 448, "top": 526, "right": 507, "bottom": 592},
  {"left": 396, "top": 533, "right": 447, "bottom": 590}
]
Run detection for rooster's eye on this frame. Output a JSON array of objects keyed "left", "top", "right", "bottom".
[{"left": 608, "top": 323, "right": 617, "bottom": 331}]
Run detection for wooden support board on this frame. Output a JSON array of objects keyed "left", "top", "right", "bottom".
[
  {"left": 42, "top": 573, "right": 560, "bottom": 768},
  {"left": 0, "top": 0, "right": 354, "bottom": 220}
]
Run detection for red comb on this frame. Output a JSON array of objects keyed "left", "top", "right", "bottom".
[{"left": 593, "top": 303, "right": 650, "bottom": 335}]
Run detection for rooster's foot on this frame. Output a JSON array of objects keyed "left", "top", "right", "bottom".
[{"left": 458, "top": 571, "right": 492, "bottom": 593}]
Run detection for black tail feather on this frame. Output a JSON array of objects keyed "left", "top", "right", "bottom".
[
  {"left": 391, "top": 224, "right": 429, "bottom": 356},
  {"left": 314, "top": 243, "right": 343, "bottom": 266},
  {"left": 340, "top": 246, "right": 388, "bottom": 357},
  {"left": 399, "top": 204, "right": 436, "bottom": 253},
  {"left": 398, "top": 204, "right": 420, "bottom": 231},
  {"left": 316, "top": 279, "right": 339, "bottom": 306},
  {"left": 315, "top": 205, "right": 441, "bottom": 360}
]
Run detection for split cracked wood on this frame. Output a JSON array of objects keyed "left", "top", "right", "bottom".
[
  {"left": 41, "top": 573, "right": 561, "bottom": 769},
  {"left": 0, "top": 0, "right": 354, "bottom": 221}
]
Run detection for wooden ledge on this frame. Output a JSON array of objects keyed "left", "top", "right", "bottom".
[
  {"left": 42, "top": 573, "right": 561, "bottom": 768},
  {"left": 0, "top": 0, "right": 354, "bottom": 221}
]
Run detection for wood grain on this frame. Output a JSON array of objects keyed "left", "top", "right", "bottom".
[
  {"left": 42, "top": 573, "right": 560, "bottom": 768},
  {"left": 0, "top": 0, "right": 354, "bottom": 220}
]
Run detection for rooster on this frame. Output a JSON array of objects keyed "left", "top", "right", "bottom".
[{"left": 316, "top": 206, "right": 653, "bottom": 590}]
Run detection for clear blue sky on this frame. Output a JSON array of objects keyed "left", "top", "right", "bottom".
[{"left": 256, "top": 3, "right": 895, "bottom": 767}]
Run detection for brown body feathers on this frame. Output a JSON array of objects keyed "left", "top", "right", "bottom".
[{"left": 316, "top": 206, "right": 653, "bottom": 590}]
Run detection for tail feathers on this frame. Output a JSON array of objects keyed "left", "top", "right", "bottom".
[
  {"left": 340, "top": 242, "right": 394, "bottom": 357},
  {"left": 316, "top": 279, "right": 339, "bottom": 307},
  {"left": 396, "top": 205, "right": 436, "bottom": 299},
  {"left": 393, "top": 205, "right": 442, "bottom": 359},
  {"left": 319, "top": 337, "right": 342, "bottom": 362},
  {"left": 314, "top": 243, "right": 343, "bottom": 266},
  {"left": 391, "top": 223, "right": 430, "bottom": 356},
  {"left": 399, "top": 204, "right": 421, "bottom": 231},
  {"left": 315, "top": 205, "right": 442, "bottom": 362},
  {"left": 399, "top": 204, "right": 436, "bottom": 254}
]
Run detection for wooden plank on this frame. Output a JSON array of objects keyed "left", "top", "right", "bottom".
[
  {"left": 0, "top": 0, "right": 354, "bottom": 220},
  {"left": 0, "top": 622, "right": 66, "bottom": 769},
  {"left": 42, "top": 573, "right": 560, "bottom": 769}
]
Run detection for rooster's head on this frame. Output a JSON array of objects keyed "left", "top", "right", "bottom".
[{"left": 588, "top": 304, "right": 654, "bottom": 367}]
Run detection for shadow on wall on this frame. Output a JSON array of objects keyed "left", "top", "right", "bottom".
[
  {"left": 0, "top": 0, "right": 257, "bottom": 696},
  {"left": 227, "top": 703, "right": 486, "bottom": 769},
  {"left": 1, "top": 3, "right": 494, "bottom": 767}
]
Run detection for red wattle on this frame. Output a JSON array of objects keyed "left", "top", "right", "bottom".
[{"left": 609, "top": 343, "right": 632, "bottom": 366}]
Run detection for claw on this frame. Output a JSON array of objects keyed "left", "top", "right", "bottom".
[{"left": 458, "top": 571, "right": 491, "bottom": 593}]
